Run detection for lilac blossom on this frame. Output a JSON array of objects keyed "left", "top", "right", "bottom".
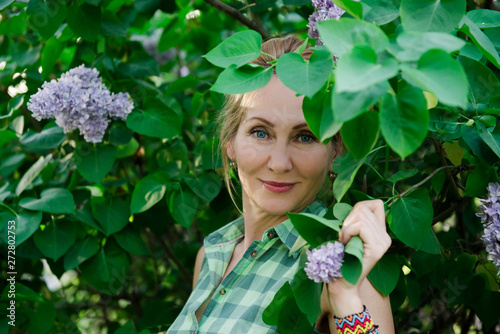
[
  {"left": 307, "top": 0, "right": 346, "bottom": 46},
  {"left": 304, "top": 241, "right": 344, "bottom": 283},
  {"left": 476, "top": 182, "right": 500, "bottom": 276},
  {"left": 27, "top": 65, "right": 134, "bottom": 143}
]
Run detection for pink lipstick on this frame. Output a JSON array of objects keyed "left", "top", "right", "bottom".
[{"left": 261, "top": 180, "right": 296, "bottom": 193}]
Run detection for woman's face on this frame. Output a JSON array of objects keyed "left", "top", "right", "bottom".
[{"left": 227, "top": 76, "right": 336, "bottom": 216}]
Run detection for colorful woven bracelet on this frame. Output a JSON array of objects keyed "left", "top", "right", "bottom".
[{"left": 334, "top": 305, "right": 379, "bottom": 334}]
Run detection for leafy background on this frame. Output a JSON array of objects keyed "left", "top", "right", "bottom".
[{"left": 0, "top": 0, "right": 500, "bottom": 333}]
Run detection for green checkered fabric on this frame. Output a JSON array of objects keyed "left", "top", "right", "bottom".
[{"left": 167, "top": 200, "right": 327, "bottom": 334}]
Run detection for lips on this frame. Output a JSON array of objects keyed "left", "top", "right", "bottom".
[{"left": 261, "top": 180, "right": 296, "bottom": 193}]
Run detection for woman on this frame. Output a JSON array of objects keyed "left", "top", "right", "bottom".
[{"left": 167, "top": 36, "right": 394, "bottom": 333}]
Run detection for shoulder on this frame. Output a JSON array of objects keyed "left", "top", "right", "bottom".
[{"left": 193, "top": 245, "right": 206, "bottom": 290}]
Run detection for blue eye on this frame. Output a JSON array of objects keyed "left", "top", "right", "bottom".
[
  {"left": 300, "top": 135, "right": 311, "bottom": 142},
  {"left": 256, "top": 131, "right": 267, "bottom": 138}
]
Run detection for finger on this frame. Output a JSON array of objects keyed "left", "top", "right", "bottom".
[{"left": 357, "top": 199, "right": 386, "bottom": 225}]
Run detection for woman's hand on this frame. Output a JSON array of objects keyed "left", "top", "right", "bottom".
[{"left": 319, "top": 199, "right": 391, "bottom": 318}]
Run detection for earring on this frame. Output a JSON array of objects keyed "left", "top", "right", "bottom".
[
  {"left": 230, "top": 161, "right": 238, "bottom": 171},
  {"left": 329, "top": 170, "right": 336, "bottom": 182}
]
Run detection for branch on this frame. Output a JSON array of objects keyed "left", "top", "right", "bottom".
[
  {"left": 203, "top": 0, "right": 270, "bottom": 39},
  {"left": 153, "top": 231, "right": 193, "bottom": 284}
]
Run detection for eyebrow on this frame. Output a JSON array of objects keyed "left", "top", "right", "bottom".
[{"left": 246, "top": 117, "right": 308, "bottom": 130}]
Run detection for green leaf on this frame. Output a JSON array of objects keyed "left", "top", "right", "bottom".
[
  {"left": 15, "top": 153, "right": 52, "bottom": 196},
  {"left": 0, "top": 0, "right": 14, "bottom": 10},
  {"left": 91, "top": 197, "right": 130, "bottom": 236},
  {"left": 1, "top": 94, "right": 23, "bottom": 119},
  {"left": 418, "top": 228, "right": 442, "bottom": 254},
  {"left": 0, "top": 153, "right": 25, "bottom": 177},
  {"left": 291, "top": 266, "right": 322, "bottom": 326},
  {"left": 41, "top": 37, "right": 63, "bottom": 76},
  {"left": 74, "top": 143, "right": 116, "bottom": 184},
  {"left": 476, "top": 121, "right": 500, "bottom": 158},
  {"left": 276, "top": 50, "right": 333, "bottom": 98},
  {"left": 20, "top": 124, "right": 66, "bottom": 150},
  {"left": 117, "top": 58, "right": 160, "bottom": 78},
  {"left": 363, "top": 0, "right": 400, "bottom": 25},
  {"left": 335, "top": 45, "right": 398, "bottom": 93},
  {"left": 380, "top": 87, "right": 429, "bottom": 158},
  {"left": 303, "top": 88, "right": 343, "bottom": 144},
  {"left": 400, "top": 0, "right": 465, "bottom": 33},
  {"left": 210, "top": 64, "right": 273, "bottom": 94},
  {"left": 389, "top": 32, "right": 466, "bottom": 62},
  {"left": 401, "top": 49, "right": 468, "bottom": 108},
  {"left": 165, "top": 75, "right": 199, "bottom": 95},
  {"left": 33, "top": 220, "right": 76, "bottom": 261},
  {"left": 24, "top": 300, "right": 57, "bottom": 334},
  {"left": 464, "top": 163, "right": 496, "bottom": 197},
  {"left": 388, "top": 188, "right": 433, "bottom": 249},
  {"left": 130, "top": 171, "right": 170, "bottom": 214},
  {"left": 333, "top": 202, "right": 353, "bottom": 221},
  {"left": 466, "top": 9, "right": 500, "bottom": 29},
  {"left": 332, "top": 0, "right": 363, "bottom": 19},
  {"left": 27, "top": 0, "right": 68, "bottom": 40},
  {"left": 19, "top": 188, "right": 75, "bottom": 214},
  {"left": 63, "top": 236, "right": 99, "bottom": 270},
  {"left": 317, "top": 18, "right": 389, "bottom": 58},
  {"left": 79, "top": 239, "right": 130, "bottom": 295},
  {"left": 484, "top": 27, "right": 500, "bottom": 53},
  {"left": 116, "top": 137, "right": 139, "bottom": 159},
  {"left": 458, "top": 55, "right": 500, "bottom": 106},
  {"left": 387, "top": 169, "right": 419, "bottom": 183},
  {"left": 333, "top": 80, "right": 388, "bottom": 123},
  {"left": 74, "top": 201, "right": 104, "bottom": 233},
  {"left": 367, "top": 253, "right": 399, "bottom": 296},
  {"left": 168, "top": 186, "right": 199, "bottom": 229},
  {"left": 341, "top": 110, "right": 379, "bottom": 159},
  {"left": 459, "top": 16, "right": 500, "bottom": 69},
  {"left": 3, "top": 211, "right": 42, "bottom": 246},
  {"left": 203, "top": 30, "right": 262, "bottom": 68},
  {"left": 288, "top": 212, "right": 341, "bottom": 248},
  {"left": 113, "top": 226, "right": 151, "bottom": 255},
  {"left": 342, "top": 236, "right": 363, "bottom": 285},
  {"left": 126, "top": 99, "right": 181, "bottom": 139},
  {"left": 461, "top": 123, "right": 498, "bottom": 164},
  {"left": 67, "top": 4, "right": 101, "bottom": 42},
  {"left": 333, "top": 152, "right": 367, "bottom": 202},
  {"left": 183, "top": 172, "right": 222, "bottom": 203},
  {"left": 0, "top": 129, "right": 17, "bottom": 150}
]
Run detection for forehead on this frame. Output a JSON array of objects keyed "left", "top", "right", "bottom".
[{"left": 241, "top": 76, "right": 305, "bottom": 125}]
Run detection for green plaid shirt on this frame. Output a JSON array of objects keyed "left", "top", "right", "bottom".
[{"left": 167, "top": 200, "right": 327, "bottom": 334}]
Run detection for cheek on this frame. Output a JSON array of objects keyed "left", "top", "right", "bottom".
[{"left": 298, "top": 152, "right": 330, "bottom": 179}]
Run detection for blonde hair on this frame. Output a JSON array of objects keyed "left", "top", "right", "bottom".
[{"left": 214, "top": 35, "right": 343, "bottom": 214}]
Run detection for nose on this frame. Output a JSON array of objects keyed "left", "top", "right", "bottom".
[{"left": 267, "top": 141, "right": 293, "bottom": 174}]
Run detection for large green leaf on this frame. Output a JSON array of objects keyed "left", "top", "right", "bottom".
[
  {"left": 388, "top": 32, "right": 466, "bottom": 62},
  {"left": 363, "top": 0, "right": 400, "bottom": 25},
  {"left": 400, "top": 0, "right": 465, "bottom": 33},
  {"left": 292, "top": 263, "right": 322, "bottom": 326},
  {"left": 183, "top": 172, "right": 222, "bottom": 203},
  {"left": 27, "top": 0, "right": 68, "bottom": 40},
  {"left": 380, "top": 87, "right": 429, "bottom": 158},
  {"left": 210, "top": 64, "right": 273, "bottom": 94},
  {"left": 332, "top": 0, "right": 363, "bottom": 19},
  {"left": 335, "top": 45, "right": 398, "bottom": 93},
  {"left": 341, "top": 110, "right": 379, "bottom": 159},
  {"left": 401, "top": 49, "right": 468, "bottom": 108},
  {"left": 67, "top": 4, "right": 101, "bottom": 42},
  {"left": 113, "top": 226, "right": 151, "bottom": 256},
  {"left": 463, "top": 163, "right": 496, "bottom": 197},
  {"left": 288, "top": 212, "right": 341, "bottom": 248},
  {"left": 276, "top": 50, "right": 333, "bottom": 98},
  {"left": 126, "top": 98, "right": 181, "bottom": 139},
  {"left": 303, "top": 88, "right": 343, "bottom": 144},
  {"left": 332, "top": 152, "right": 367, "bottom": 202},
  {"left": 367, "top": 253, "right": 400, "bottom": 296},
  {"left": 63, "top": 236, "right": 99, "bottom": 271},
  {"left": 15, "top": 153, "right": 52, "bottom": 196},
  {"left": 130, "top": 171, "right": 170, "bottom": 214},
  {"left": 466, "top": 9, "right": 500, "bottom": 29},
  {"left": 167, "top": 186, "right": 199, "bottom": 229},
  {"left": 333, "top": 80, "right": 388, "bottom": 123},
  {"left": 41, "top": 37, "right": 63, "bottom": 76},
  {"left": 458, "top": 55, "right": 500, "bottom": 106},
  {"left": 342, "top": 236, "right": 364, "bottom": 285},
  {"left": 79, "top": 239, "right": 130, "bottom": 295},
  {"left": 74, "top": 143, "right": 116, "bottom": 184},
  {"left": 19, "top": 188, "right": 75, "bottom": 214},
  {"left": 388, "top": 188, "right": 433, "bottom": 249},
  {"left": 459, "top": 16, "right": 500, "bottom": 69},
  {"left": 461, "top": 123, "right": 498, "bottom": 164},
  {"left": 91, "top": 197, "right": 130, "bottom": 236},
  {"left": 317, "top": 18, "right": 389, "bottom": 58},
  {"left": 203, "top": 30, "right": 262, "bottom": 68},
  {"left": 476, "top": 121, "right": 500, "bottom": 158},
  {"left": 0, "top": 211, "right": 42, "bottom": 246},
  {"left": 33, "top": 220, "right": 76, "bottom": 261},
  {"left": 20, "top": 124, "right": 66, "bottom": 150},
  {"left": 0, "top": 0, "right": 14, "bottom": 10}
]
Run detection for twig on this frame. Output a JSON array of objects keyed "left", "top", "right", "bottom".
[
  {"left": 203, "top": 0, "right": 269, "bottom": 39},
  {"left": 388, "top": 165, "right": 473, "bottom": 208},
  {"left": 155, "top": 232, "right": 193, "bottom": 284},
  {"left": 432, "top": 197, "right": 470, "bottom": 225},
  {"left": 432, "top": 139, "right": 462, "bottom": 200}
]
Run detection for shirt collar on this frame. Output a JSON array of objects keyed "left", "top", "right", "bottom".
[{"left": 204, "top": 200, "right": 328, "bottom": 257}]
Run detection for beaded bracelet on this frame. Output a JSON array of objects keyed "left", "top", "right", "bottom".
[{"left": 334, "top": 305, "right": 379, "bottom": 334}]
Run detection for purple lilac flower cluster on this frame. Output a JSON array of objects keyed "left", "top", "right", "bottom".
[
  {"left": 307, "top": 0, "right": 345, "bottom": 46},
  {"left": 27, "top": 65, "right": 133, "bottom": 143},
  {"left": 476, "top": 182, "right": 500, "bottom": 276},
  {"left": 304, "top": 241, "right": 344, "bottom": 283}
]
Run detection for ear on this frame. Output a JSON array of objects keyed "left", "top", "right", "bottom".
[{"left": 227, "top": 138, "right": 235, "bottom": 161}]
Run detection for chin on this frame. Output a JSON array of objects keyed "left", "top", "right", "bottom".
[{"left": 254, "top": 195, "right": 302, "bottom": 216}]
